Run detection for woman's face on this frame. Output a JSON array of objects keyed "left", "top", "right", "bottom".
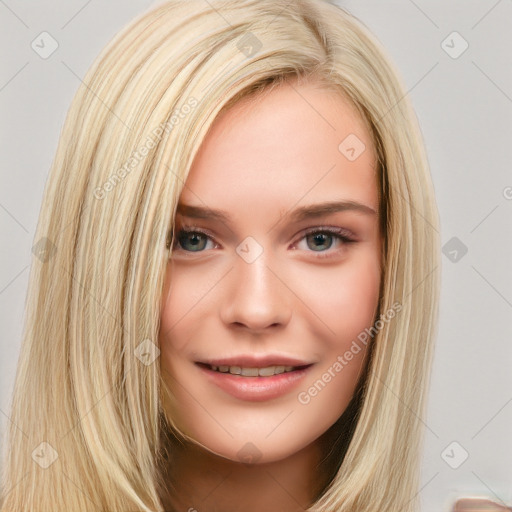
[{"left": 159, "top": 80, "right": 382, "bottom": 464}]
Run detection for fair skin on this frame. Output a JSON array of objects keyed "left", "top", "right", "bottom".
[{"left": 158, "top": 79, "right": 383, "bottom": 511}]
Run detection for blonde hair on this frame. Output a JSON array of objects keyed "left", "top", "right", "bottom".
[{"left": 0, "top": 1, "right": 440, "bottom": 510}]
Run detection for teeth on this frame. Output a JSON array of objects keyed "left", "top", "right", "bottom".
[{"left": 210, "top": 365, "right": 296, "bottom": 376}]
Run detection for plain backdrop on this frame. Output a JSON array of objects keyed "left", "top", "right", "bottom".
[{"left": 1, "top": 1, "right": 511, "bottom": 511}]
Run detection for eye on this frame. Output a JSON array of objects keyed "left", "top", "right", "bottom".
[
  {"left": 172, "top": 227, "right": 216, "bottom": 252},
  {"left": 293, "top": 227, "right": 356, "bottom": 259},
  {"left": 170, "top": 225, "right": 356, "bottom": 258}
]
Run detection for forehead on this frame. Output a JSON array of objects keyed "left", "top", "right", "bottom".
[{"left": 178, "top": 81, "right": 378, "bottom": 216}]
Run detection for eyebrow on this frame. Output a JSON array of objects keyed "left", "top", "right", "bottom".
[{"left": 176, "top": 200, "right": 377, "bottom": 224}]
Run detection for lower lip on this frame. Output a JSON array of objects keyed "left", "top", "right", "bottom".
[{"left": 195, "top": 363, "right": 314, "bottom": 402}]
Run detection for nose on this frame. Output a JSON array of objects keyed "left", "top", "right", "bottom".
[{"left": 220, "top": 249, "right": 292, "bottom": 332}]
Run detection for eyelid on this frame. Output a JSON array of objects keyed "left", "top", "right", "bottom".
[
  {"left": 174, "top": 223, "right": 356, "bottom": 242},
  {"left": 296, "top": 225, "right": 356, "bottom": 244}
]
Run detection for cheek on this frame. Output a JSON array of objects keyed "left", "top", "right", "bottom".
[
  {"left": 158, "top": 264, "right": 213, "bottom": 352},
  {"left": 295, "top": 254, "right": 381, "bottom": 340},
  {"left": 294, "top": 258, "right": 380, "bottom": 423}
]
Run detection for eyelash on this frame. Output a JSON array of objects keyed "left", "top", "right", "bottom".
[{"left": 170, "top": 224, "right": 356, "bottom": 260}]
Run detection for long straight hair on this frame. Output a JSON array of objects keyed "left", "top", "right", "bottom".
[{"left": 0, "top": 1, "right": 440, "bottom": 510}]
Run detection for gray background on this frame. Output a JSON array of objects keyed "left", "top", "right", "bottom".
[{"left": 1, "top": 1, "right": 511, "bottom": 511}]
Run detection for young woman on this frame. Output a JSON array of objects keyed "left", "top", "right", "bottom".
[{"left": 0, "top": 1, "right": 440, "bottom": 511}]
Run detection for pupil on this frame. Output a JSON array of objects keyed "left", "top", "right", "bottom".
[
  {"left": 180, "top": 232, "right": 205, "bottom": 251},
  {"left": 309, "top": 233, "right": 332, "bottom": 251}
]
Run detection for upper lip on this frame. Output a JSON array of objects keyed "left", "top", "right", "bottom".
[{"left": 196, "top": 354, "right": 314, "bottom": 368}]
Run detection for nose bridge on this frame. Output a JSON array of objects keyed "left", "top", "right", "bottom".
[
  {"left": 237, "top": 244, "right": 273, "bottom": 292},
  {"left": 221, "top": 238, "right": 291, "bottom": 329}
]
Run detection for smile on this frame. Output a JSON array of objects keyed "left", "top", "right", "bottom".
[
  {"left": 203, "top": 363, "right": 310, "bottom": 377},
  {"left": 195, "top": 362, "right": 315, "bottom": 401}
]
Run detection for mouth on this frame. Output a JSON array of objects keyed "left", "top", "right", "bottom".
[
  {"left": 194, "top": 361, "right": 315, "bottom": 402},
  {"left": 195, "top": 362, "right": 313, "bottom": 377}
]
